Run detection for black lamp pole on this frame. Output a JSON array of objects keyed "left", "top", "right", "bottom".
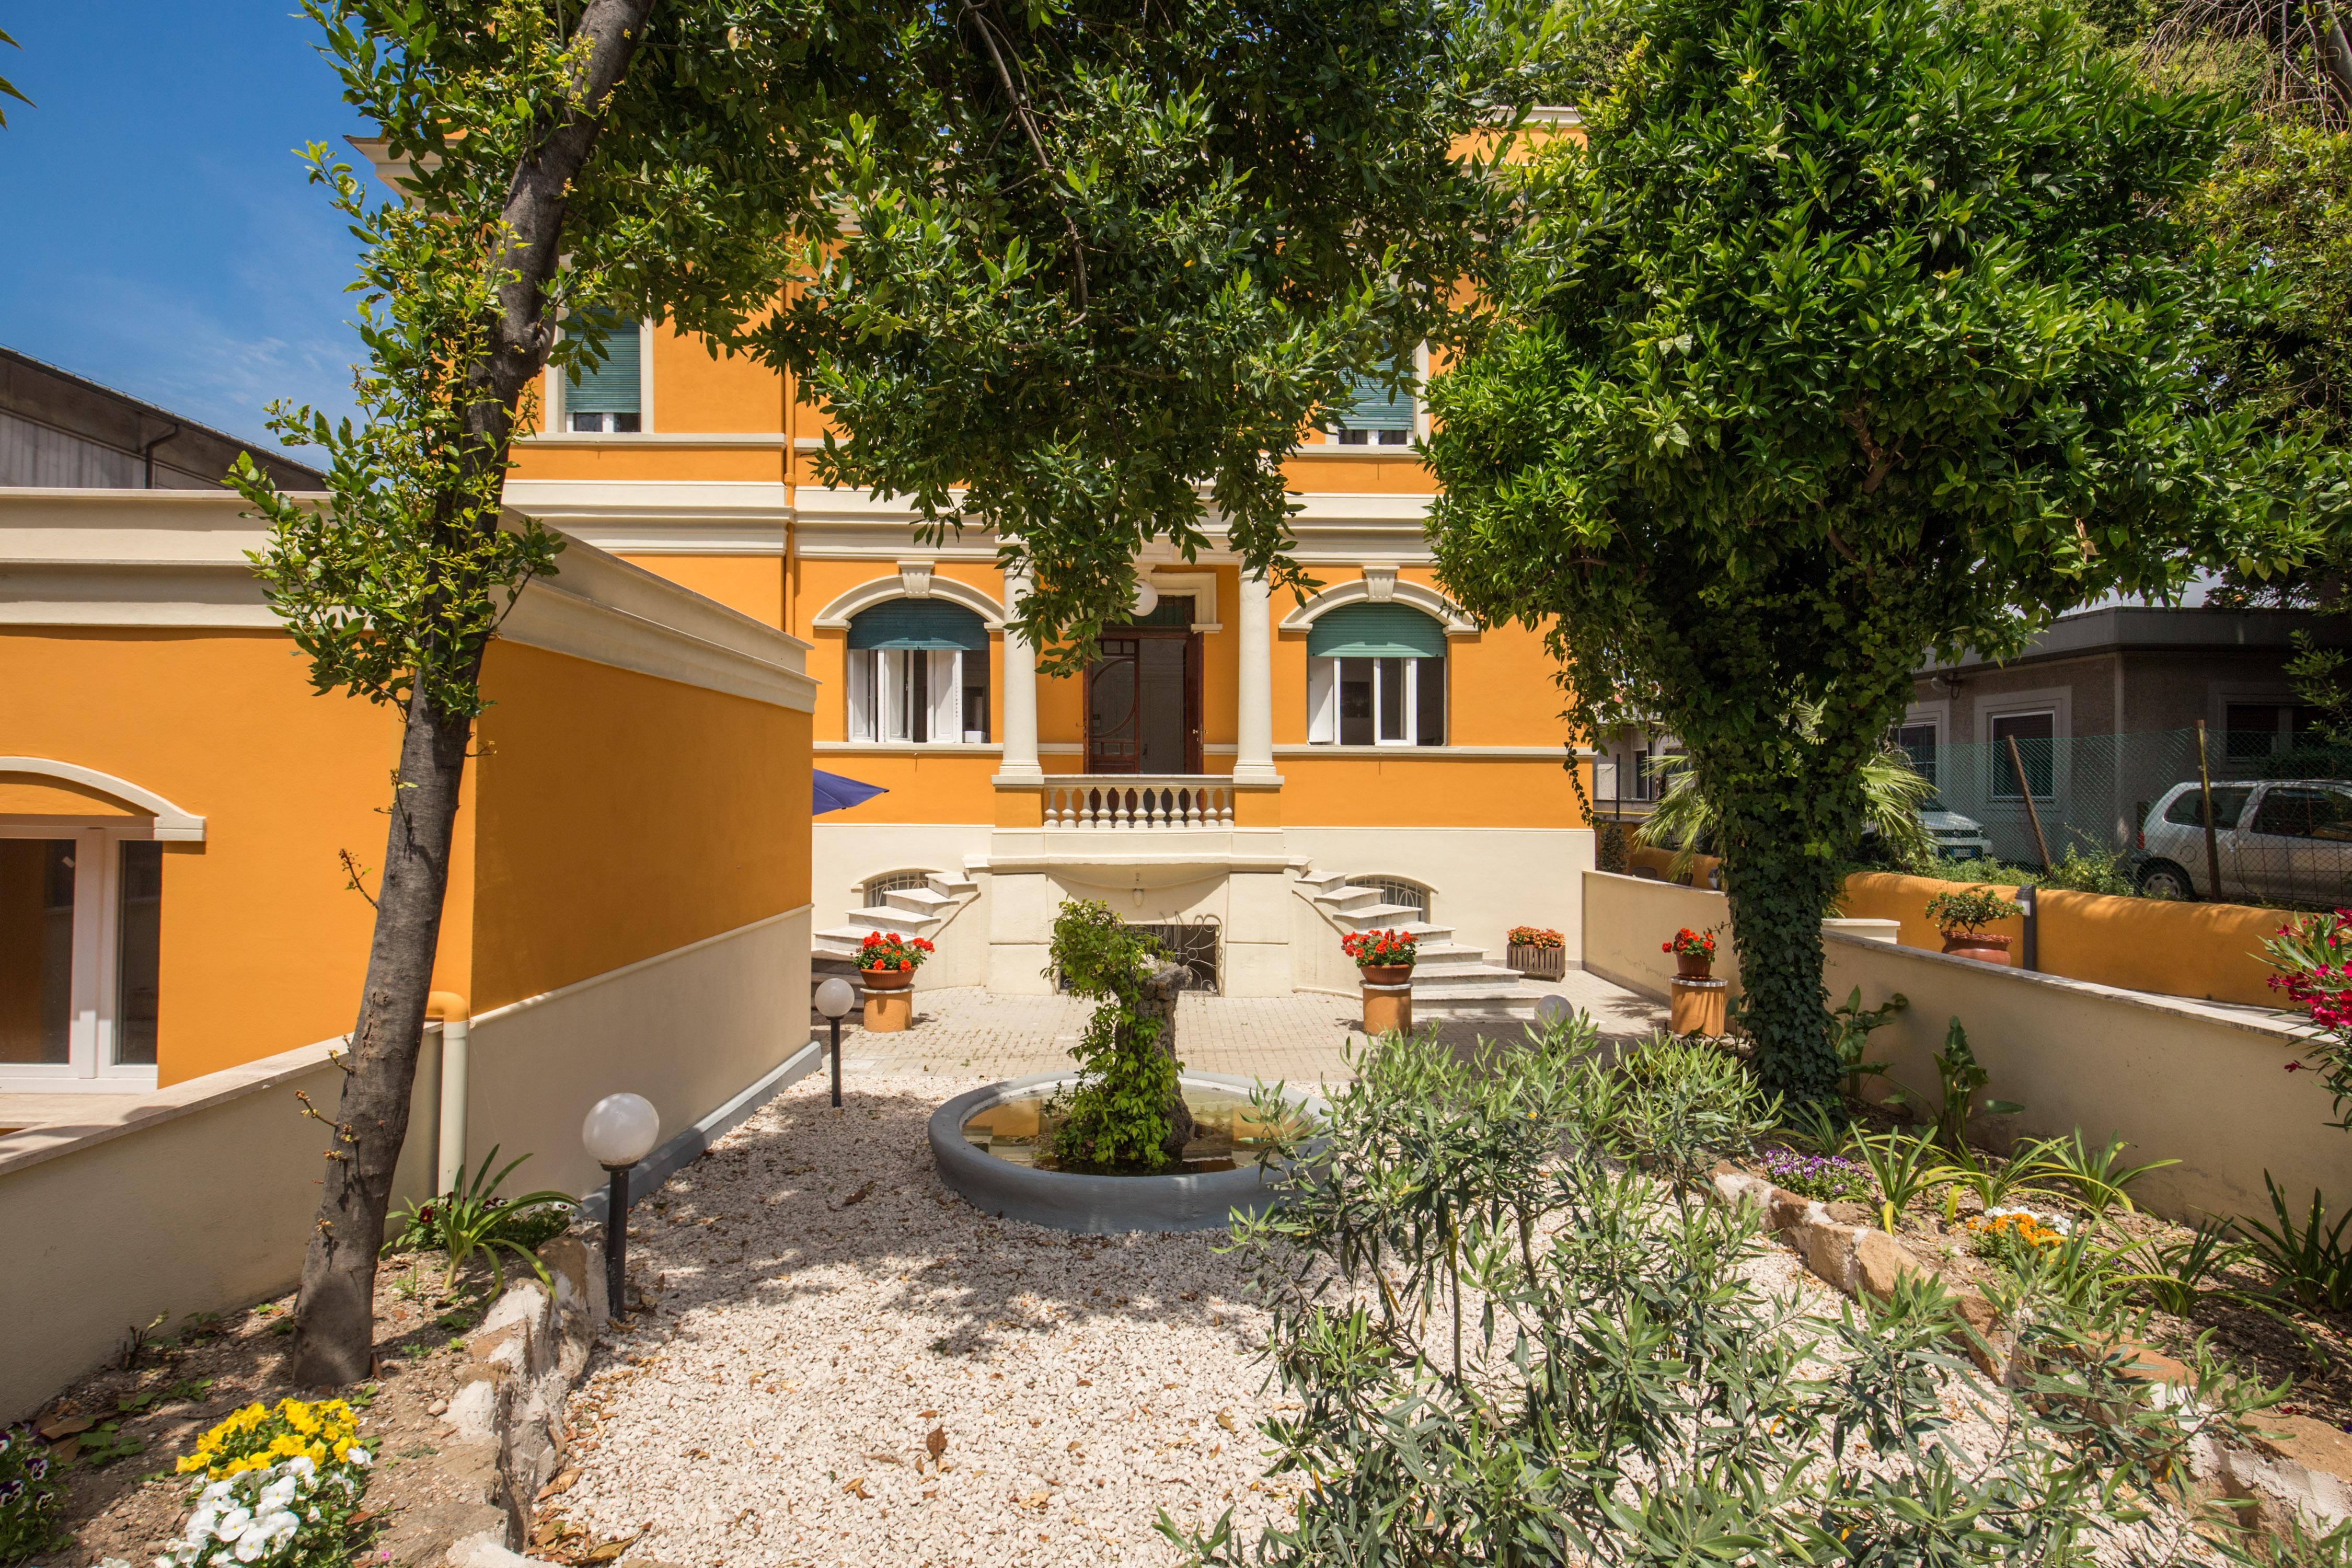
[
  {"left": 829, "top": 1014, "right": 844, "bottom": 1108},
  {"left": 603, "top": 1162, "right": 633, "bottom": 1314}
]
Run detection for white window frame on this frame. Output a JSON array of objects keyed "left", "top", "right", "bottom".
[
  {"left": 0, "top": 821, "right": 162, "bottom": 1089},
  {"left": 1977, "top": 688, "right": 2070, "bottom": 804},
  {"left": 543, "top": 317, "right": 653, "bottom": 435},
  {"left": 1327, "top": 350, "right": 1422, "bottom": 447},
  {"left": 1306, "top": 654, "right": 1443, "bottom": 746},
  {"left": 846, "top": 648, "right": 979, "bottom": 744}
]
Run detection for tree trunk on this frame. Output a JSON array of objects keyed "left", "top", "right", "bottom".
[
  {"left": 1134, "top": 962, "right": 1196, "bottom": 1159},
  {"left": 1717, "top": 820, "right": 1844, "bottom": 1105},
  {"left": 289, "top": 679, "right": 478, "bottom": 1386},
  {"left": 286, "top": 0, "right": 653, "bottom": 1383}
]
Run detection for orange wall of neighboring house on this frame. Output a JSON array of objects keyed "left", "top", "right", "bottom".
[
  {"left": 1279, "top": 753, "right": 1586, "bottom": 828},
  {"left": 468, "top": 643, "right": 811, "bottom": 1014},
  {"left": 0, "top": 628, "right": 474, "bottom": 1085},
  {"left": 620, "top": 555, "right": 788, "bottom": 631},
  {"left": 510, "top": 442, "right": 789, "bottom": 485}
]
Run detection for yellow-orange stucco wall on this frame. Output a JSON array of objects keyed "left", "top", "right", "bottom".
[
  {"left": 0, "top": 628, "right": 475, "bottom": 1084},
  {"left": 468, "top": 643, "right": 812, "bottom": 1013}
]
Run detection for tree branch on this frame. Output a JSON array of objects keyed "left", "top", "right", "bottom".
[{"left": 960, "top": 0, "right": 1090, "bottom": 316}]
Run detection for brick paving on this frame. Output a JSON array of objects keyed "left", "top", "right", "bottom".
[{"left": 818, "top": 970, "right": 1669, "bottom": 1086}]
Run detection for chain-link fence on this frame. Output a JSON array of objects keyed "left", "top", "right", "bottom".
[{"left": 1906, "top": 728, "right": 2352, "bottom": 909}]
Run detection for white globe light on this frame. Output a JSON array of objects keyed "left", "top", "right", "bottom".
[
  {"left": 1534, "top": 994, "right": 1572, "bottom": 1029},
  {"left": 1131, "top": 579, "right": 1158, "bottom": 618},
  {"left": 582, "top": 1092, "right": 660, "bottom": 1168},
  {"left": 814, "top": 976, "right": 857, "bottom": 1019}
]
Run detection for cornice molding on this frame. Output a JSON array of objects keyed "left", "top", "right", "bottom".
[
  {"left": 0, "top": 757, "right": 208, "bottom": 840},
  {"left": 810, "top": 571, "right": 1008, "bottom": 630},
  {"left": 1277, "top": 576, "right": 1478, "bottom": 636}
]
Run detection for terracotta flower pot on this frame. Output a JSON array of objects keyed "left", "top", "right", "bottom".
[
  {"left": 860, "top": 966, "right": 914, "bottom": 990},
  {"left": 1358, "top": 963, "right": 1414, "bottom": 987},
  {"left": 1675, "top": 951, "right": 1713, "bottom": 981},
  {"left": 1941, "top": 932, "right": 2011, "bottom": 965}
]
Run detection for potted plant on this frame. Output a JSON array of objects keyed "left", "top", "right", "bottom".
[
  {"left": 1923, "top": 886, "right": 2021, "bottom": 964},
  {"left": 858, "top": 930, "right": 935, "bottom": 990},
  {"left": 1506, "top": 925, "right": 1566, "bottom": 980},
  {"left": 1342, "top": 928, "right": 1419, "bottom": 986},
  {"left": 1662, "top": 926, "right": 1718, "bottom": 980}
]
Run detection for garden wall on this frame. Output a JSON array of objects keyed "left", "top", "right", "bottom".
[
  {"left": 1838, "top": 871, "right": 2289, "bottom": 1006},
  {"left": 1585, "top": 870, "right": 2344, "bottom": 1226}
]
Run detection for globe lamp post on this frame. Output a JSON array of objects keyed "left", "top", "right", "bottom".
[
  {"left": 815, "top": 976, "right": 857, "bottom": 1109},
  {"left": 582, "top": 1092, "right": 660, "bottom": 1316}
]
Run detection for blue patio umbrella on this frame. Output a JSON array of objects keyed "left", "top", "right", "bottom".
[{"left": 813, "top": 768, "right": 889, "bottom": 815}]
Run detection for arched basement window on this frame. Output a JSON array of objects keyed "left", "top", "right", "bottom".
[
  {"left": 1305, "top": 603, "right": 1445, "bottom": 746},
  {"left": 846, "top": 599, "right": 990, "bottom": 743}
]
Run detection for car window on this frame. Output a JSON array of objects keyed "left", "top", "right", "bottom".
[
  {"left": 2163, "top": 786, "right": 2250, "bottom": 829},
  {"left": 2251, "top": 787, "right": 2343, "bottom": 839},
  {"left": 2316, "top": 789, "right": 2352, "bottom": 843}
]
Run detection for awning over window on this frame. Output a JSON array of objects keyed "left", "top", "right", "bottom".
[
  {"left": 847, "top": 598, "right": 989, "bottom": 652},
  {"left": 1307, "top": 602, "right": 1446, "bottom": 660}
]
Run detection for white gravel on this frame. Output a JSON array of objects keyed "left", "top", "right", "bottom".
[{"left": 556, "top": 1074, "right": 1293, "bottom": 1568}]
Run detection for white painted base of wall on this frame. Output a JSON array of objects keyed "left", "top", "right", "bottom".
[{"left": 0, "top": 905, "right": 813, "bottom": 1421}]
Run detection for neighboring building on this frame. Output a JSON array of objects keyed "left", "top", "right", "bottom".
[
  {"left": 0, "top": 346, "right": 324, "bottom": 491},
  {"left": 502, "top": 323, "right": 1597, "bottom": 1006},
  {"left": 1903, "top": 605, "right": 2339, "bottom": 862}
]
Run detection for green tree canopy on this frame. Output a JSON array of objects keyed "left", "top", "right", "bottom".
[{"left": 1426, "top": 0, "right": 2333, "bottom": 1098}]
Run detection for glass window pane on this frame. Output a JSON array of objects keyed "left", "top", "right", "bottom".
[
  {"left": 1896, "top": 723, "right": 1938, "bottom": 787},
  {"left": 963, "top": 655, "right": 990, "bottom": 744},
  {"left": 116, "top": 841, "right": 162, "bottom": 1067},
  {"left": 1377, "top": 658, "right": 1406, "bottom": 742},
  {"left": 1990, "top": 712, "right": 2055, "bottom": 799},
  {"left": 2254, "top": 788, "right": 2326, "bottom": 839},
  {"left": 1, "top": 838, "right": 75, "bottom": 1065},
  {"left": 2226, "top": 703, "right": 2282, "bottom": 761},
  {"left": 1338, "top": 658, "right": 1374, "bottom": 746},
  {"left": 1415, "top": 656, "right": 1445, "bottom": 744}
]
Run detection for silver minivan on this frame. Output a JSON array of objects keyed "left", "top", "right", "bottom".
[{"left": 2136, "top": 779, "right": 2352, "bottom": 904}]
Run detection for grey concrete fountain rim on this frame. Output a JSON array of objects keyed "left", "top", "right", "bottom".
[{"left": 927, "top": 1070, "right": 1328, "bottom": 1234}]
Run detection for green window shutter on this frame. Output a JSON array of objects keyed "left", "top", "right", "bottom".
[
  {"left": 1334, "top": 373, "right": 1414, "bottom": 432},
  {"left": 1307, "top": 603, "right": 1446, "bottom": 659},
  {"left": 564, "top": 310, "right": 642, "bottom": 413},
  {"left": 847, "top": 599, "right": 989, "bottom": 652}
]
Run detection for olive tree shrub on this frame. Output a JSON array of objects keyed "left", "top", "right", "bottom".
[
  {"left": 1425, "top": 0, "right": 2329, "bottom": 1101},
  {"left": 1179, "top": 1025, "right": 2269, "bottom": 1566}
]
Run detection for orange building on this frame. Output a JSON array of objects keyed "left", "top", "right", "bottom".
[{"left": 505, "top": 299, "right": 1598, "bottom": 1006}]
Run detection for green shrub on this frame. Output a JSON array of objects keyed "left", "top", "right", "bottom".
[{"left": 1044, "top": 901, "right": 1180, "bottom": 1171}]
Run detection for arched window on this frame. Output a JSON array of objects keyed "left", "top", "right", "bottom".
[
  {"left": 846, "top": 600, "right": 990, "bottom": 743},
  {"left": 1305, "top": 604, "right": 1445, "bottom": 746}
]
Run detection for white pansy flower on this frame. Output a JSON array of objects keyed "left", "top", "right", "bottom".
[
  {"left": 345, "top": 1447, "right": 371, "bottom": 1468},
  {"left": 284, "top": 1455, "right": 316, "bottom": 1480},
  {"left": 201, "top": 1479, "right": 236, "bottom": 1503},
  {"left": 213, "top": 1506, "right": 252, "bottom": 1542}
]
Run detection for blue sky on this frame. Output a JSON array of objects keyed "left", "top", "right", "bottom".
[{"left": 0, "top": 5, "right": 368, "bottom": 455}]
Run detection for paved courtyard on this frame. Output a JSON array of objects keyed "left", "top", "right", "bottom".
[{"left": 821, "top": 971, "right": 1668, "bottom": 1085}]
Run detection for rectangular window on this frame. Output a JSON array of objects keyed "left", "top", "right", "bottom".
[
  {"left": 1989, "top": 710, "right": 2056, "bottom": 800},
  {"left": 1, "top": 826, "right": 162, "bottom": 1081},
  {"left": 1415, "top": 656, "right": 1445, "bottom": 746},
  {"left": 848, "top": 648, "right": 988, "bottom": 744},
  {"left": 1331, "top": 373, "right": 1414, "bottom": 446},
  {"left": 1318, "top": 655, "right": 1442, "bottom": 745},
  {"left": 562, "top": 310, "right": 643, "bottom": 433},
  {"left": 2227, "top": 703, "right": 2287, "bottom": 762},
  {"left": 1895, "top": 722, "right": 1939, "bottom": 788}
]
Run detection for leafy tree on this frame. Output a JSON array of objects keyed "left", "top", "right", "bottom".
[
  {"left": 235, "top": 0, "right": 1494, "bottom": 1382},
  {"left": 748, "top": 0, "right": 1509, "bottom": 667},
  {"left": 1425, "top": 0, "right": 2327, "bottom": 1101}
]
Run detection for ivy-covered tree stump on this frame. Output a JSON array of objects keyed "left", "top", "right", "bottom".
[{"left": 1045, "top": 901, "right": 1196, "bottom": 1171}]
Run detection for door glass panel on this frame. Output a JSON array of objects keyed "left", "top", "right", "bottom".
[
  {"left": 116, "top": 841, "right": 162, "bottom": 1067},
  {"left": 1088, "top": 640, "right": 1140, "bottom": 770},
  {"left": 1415, "top": 656, "right": 1445, "bottom": 745},
  {"left": 0, "top": 838, "right": 75, "bottom": 1065},
  {"left": 1136, "top": 639, "right": 1188, "bottom": 773},
  {"left": 1376, "top": 658, "right": 1407, "bottom": 742},
  {"left": 1338, "top": 658, "right": 1374, "bottom": 746}
]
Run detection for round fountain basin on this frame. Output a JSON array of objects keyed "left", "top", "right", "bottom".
[{"left": 928, "top": 1071, "right": 1325, "bottom": 1233}]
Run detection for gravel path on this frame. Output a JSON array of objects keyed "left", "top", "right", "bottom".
[{"left": 555, "top": 1074, "right": 1292, "bottom": 1568}]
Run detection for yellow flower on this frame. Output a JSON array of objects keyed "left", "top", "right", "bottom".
[{"left": 176, "top": 1454, "right": 206, "bottom": 1474}]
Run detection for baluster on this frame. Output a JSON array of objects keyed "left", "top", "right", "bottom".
[
  {"left": 1218, "top": 787, "right": 1234, "bottom": 826},
  {"left": 1149, "top": 789, "right": 1167, "bottom": 828},
  {"left": 1046, "top": 787, "right": 1063, "bottom": 827},
  {"left": 1187, "top": 788, "right": 1205, "bottom": 826}
]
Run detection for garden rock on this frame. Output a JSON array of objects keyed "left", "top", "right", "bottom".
[{"left": 2200, "top": 1414, "right": 2352, "bottom": 1538}]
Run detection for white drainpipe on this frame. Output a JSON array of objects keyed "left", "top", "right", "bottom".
[{"left": 428, "top": 991, "right": 470, "bottom": 1195}]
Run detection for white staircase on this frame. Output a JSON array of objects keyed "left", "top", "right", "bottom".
[
  {"left": 813, "top": 870, "right": 981, "bottom": 964},
  {"left": 1293, "top": 867, "right": 1550, "bottom": 1016}
]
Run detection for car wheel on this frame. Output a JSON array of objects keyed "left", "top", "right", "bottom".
[{"left": 2137, "top": 860, "right": 2196, "bottom": 900}]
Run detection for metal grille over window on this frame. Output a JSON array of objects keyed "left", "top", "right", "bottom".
[
  {"left": 562, "top": 308, "right": 641, "bottom": 433},
  {"left": 1332, "top": 372, "right": 1414, "bottom": 446},
  {"left": 862, "top": 870, "right": 932, "bottom": 905},
  {"left": 1365, "top": 879, "right": 1429, "bottom": 921},
  {"left": 846, "top": 600, "right": 990, "bottom": 743}
]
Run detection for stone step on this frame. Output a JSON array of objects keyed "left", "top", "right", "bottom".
[
  {"left": 1411, "top": 966, "right": 1542, "bottom": 997},
  {"left": 882, "top": 886, "right": 955, "bottom": 917},
  {"left": 835, "top": 905, "right": 935, "bottom": 936}
]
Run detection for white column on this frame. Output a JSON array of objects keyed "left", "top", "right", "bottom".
[
  {"left": 997, "top": 564, "right": 1043, "bottom": 782},
  {"left": 1233, "top": 569, "right": 1277, "bottom": 783}
]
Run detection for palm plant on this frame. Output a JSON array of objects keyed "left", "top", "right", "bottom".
[
  {"left": 2103, "top": 1217, "right": 2254, "bottom": 1316},
  {"left": 1633, "top": 710, "right": 1936, "bottom": 881},
  {"left": 382, "top": 1146, "right": 575, "bottom": 1296},
  {"left": 1935, "top": 1137, "right": 2054, "bottom": 1223},
  {"left": 2032, "top": 1131, "right": 2180, "bottom": 1219},
  {"left": 2237, "top": 1175, "right": 2352, "bottom": 1313},
  {"left": 1854, "top": 1129, "right": 1947, "bottom": 1233}
]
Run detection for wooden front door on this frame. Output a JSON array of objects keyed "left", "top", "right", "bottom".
[{"left": 1085, "top": 629, "right": 1201, "bottom": 774}]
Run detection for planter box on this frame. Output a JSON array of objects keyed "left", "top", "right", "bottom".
[{"left": 1508, "top": 944, "right": 1567, "bottom": 981}]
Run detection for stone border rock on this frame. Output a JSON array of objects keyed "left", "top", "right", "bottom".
[
  {"left": 393, "top": 1235, "right": 608, "bottom": 1567},
  {"left": 1711, "top": 1163, "right": 2352, "bottom": 1542},
  {"left": 929, "top": 1071, "right": 1328, "bottom": 1233}
]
